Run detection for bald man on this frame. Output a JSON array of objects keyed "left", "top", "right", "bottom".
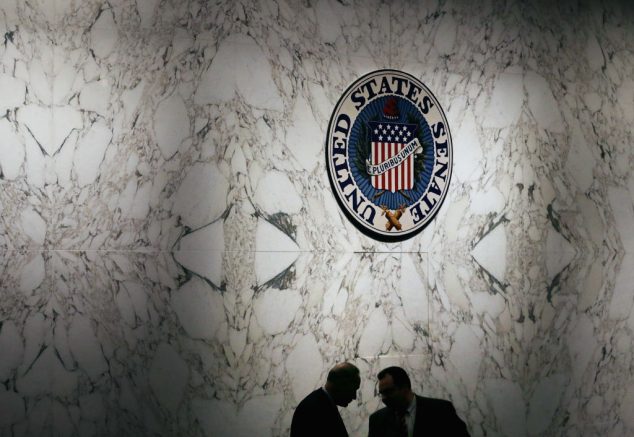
[{"left": 290, "top": 362, "right": 361, "bottom": 437}]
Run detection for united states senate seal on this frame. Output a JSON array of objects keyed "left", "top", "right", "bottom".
[{"left": 325, "top": 69, "right": 453, "bottom": 242}]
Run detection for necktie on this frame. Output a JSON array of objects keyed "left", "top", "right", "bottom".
[{"left": 396, "top": 410, "right": 408, "bottom": 437}]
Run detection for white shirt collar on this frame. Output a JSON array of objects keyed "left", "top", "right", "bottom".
[
  {"left": 404, "top": 395, "right": 417, "bottom": 437},
  {"left": 406, "top": 395, "right": 416, "bottom": 416},
  {"left": 322, "top": 387, "right": 336, "bottom": 406}
]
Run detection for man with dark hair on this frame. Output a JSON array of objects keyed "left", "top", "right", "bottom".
[
  {"left": 291, "top": 362, "right": 361, "bottom": 437},
  {"left": 368, "top": 366, "right": 470, "bottom": 437}
]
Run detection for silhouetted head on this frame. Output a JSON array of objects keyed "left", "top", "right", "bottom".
[
  {"left": 324, "top": 362, "right": 361, "bottom": 407},
  {"left": 377, "top": 366, "right": 415, "bottom": 411}
]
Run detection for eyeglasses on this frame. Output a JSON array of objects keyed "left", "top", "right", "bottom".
[{"left": 376, "top": 385, "right": 400, "bottom": 397}]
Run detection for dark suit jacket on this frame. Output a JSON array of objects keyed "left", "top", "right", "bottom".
[
  {"left": 291, "top": 389, "right": 348, "bottom": 437},
  {"left": 368, "top": 395, "right": 469, "bottom": 437}
]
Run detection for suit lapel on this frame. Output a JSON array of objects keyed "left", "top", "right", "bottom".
[
  {"left": 323, "top": 391, "right": 347, "bottom": 436},
  {"left": 384, "top": 408, "right": 402, "bottom": 437},
  {"left": 333, "top": 404, "right": 346, "bottom": 435}
]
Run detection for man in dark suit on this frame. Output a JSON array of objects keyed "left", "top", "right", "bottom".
[
  {"left": 291, "top": 362, "right": 361, "bottom": 437},
  {"left": 368, "top": 366, "right": 470, "bottom": 437}
]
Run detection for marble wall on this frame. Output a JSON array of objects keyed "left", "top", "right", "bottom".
[{"left": 1, "top": 0, "right": 633, "bottom": 436}]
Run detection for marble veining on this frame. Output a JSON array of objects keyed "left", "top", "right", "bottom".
[{"left": 1, "top": 0, "right": 634, "bottom": 436}]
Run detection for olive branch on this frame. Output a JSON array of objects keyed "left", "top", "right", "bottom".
[
  {"left": 353, "top": 116, "right": 378, "bottom": 182},
  {"left": 407, "top": 113, "right": 431, "bottom": 178}
]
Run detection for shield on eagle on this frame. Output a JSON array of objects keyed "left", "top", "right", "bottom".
[
  {"left": 365, "top": 97, "right": 419, "bottom": 193},
  {"left": 368, "top": 97, "right": 420, "bottom": 193},
  {"left": 368, "top": 119, "right": 418, "bottom": 193}
]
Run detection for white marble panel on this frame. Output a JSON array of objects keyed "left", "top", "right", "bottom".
[
  {"left": 195, "top": 34, "right": 284, "bottom": 111},
  {"left": 0, "top": 249, "right": 186, "bottom": 436},
  {"left": 172, "top": 219, "right": 224, "bottom": 286},
  {"left": 391, "top": 1, "right": 526, "bottom": 77},
  {"left": 0, "top": 18, "right": 197, "bottom": 250},
  {"left": 254, "top": 218, "right": 300, "bottom": 285},
  {"left": 0, "top": 0, "right": 634, "bottom": 436},
  {"left": 148, "top": 342, "right": 189, "bottom": 413},
  {"left": 548, "top": 252, "right": 634, "bottom": 436},
  {"left": 40, "top": 0, "right": 186, "bottom": 36},
  {"left": 193, "top": 0, "right": 389, "bottom": 58}
]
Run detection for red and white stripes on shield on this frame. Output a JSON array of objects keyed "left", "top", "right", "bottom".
[{"left": 371, "top": 142, "right": 414, "bottom": 192}]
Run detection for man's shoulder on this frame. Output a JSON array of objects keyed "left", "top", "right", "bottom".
[
  {"left": 296, "top": 389, "right": 329, "bottom": 410},
  {"left": 415, "top": 395, "right": 470, "bottom": 436},
  {"left": 416, "top": 395, "right": 455, "bottom": 409},
  {"left": 292, "top": 389, "right": 347, "bottom": 437},
  {"left": 415, "top": 395, "right": 463, "bottom": 420},
  {"left": 305, "top": 389, "right": 327, "bottom": 401},
  {"left": 417, "top": 395, "right": 451, "bottom": 403},
  {"left": 370, "top": 396, "right": 454, "bottom": 418},
  {"left": 369, "top": 405, "right": 392, "bottom": 420},
  {"left": 416, "top": 395, "right": 458, "bottom": 412}
]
